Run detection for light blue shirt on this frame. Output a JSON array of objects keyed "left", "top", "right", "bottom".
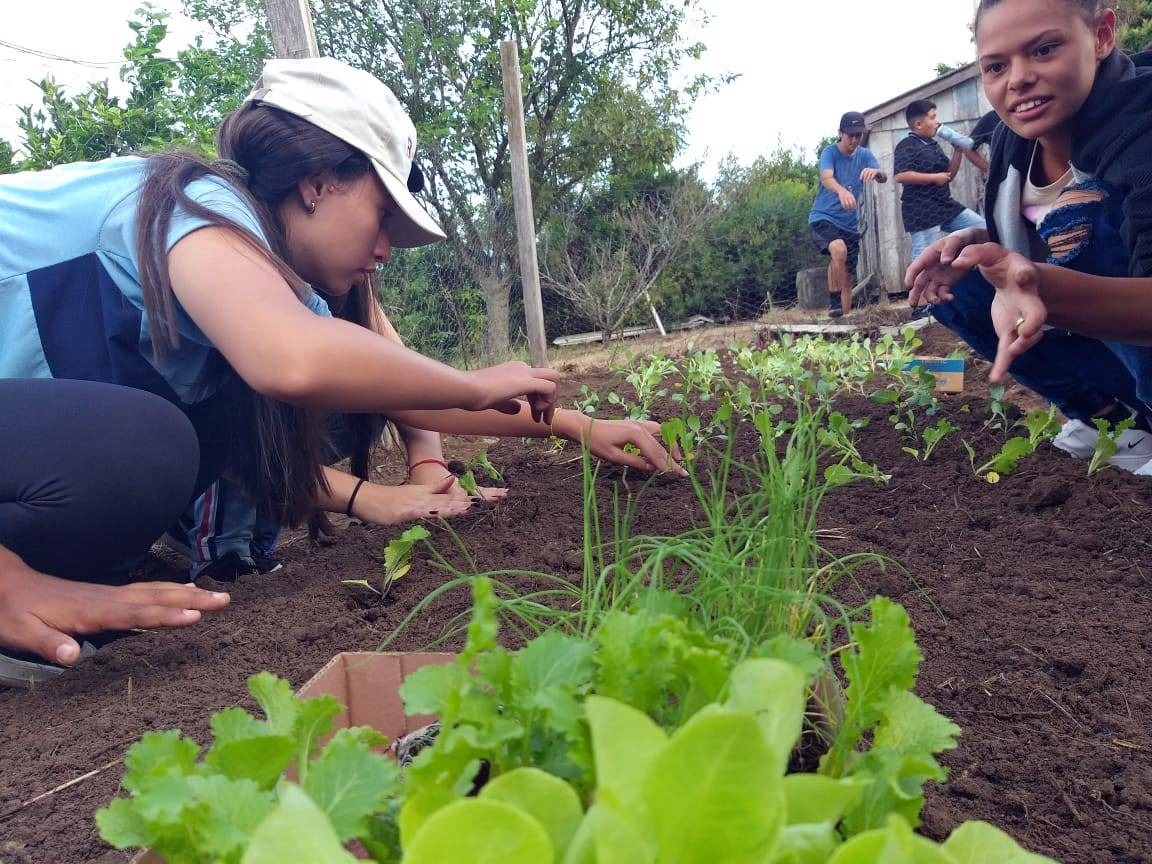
[
  {"left": 808, "top": 144, "right": 881, "bottom": 233},
  {"left": 0, "top": 157, "right": 329, "bottom": 404}
]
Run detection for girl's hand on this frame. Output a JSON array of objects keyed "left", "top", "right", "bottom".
[
  {"left": 951, "top": 243, "right": 1047, "bottom": 382},
  {"left": 406, "top": 462, "right": 508, "bottom": 504},
  {"left": 0, "top": 545, "right": 229, "bottom": 665},
  {"left": 559, "top": 414, "right": 687, "bottom": 476},
  {"left": 905, "top": 227, "right": 988, "bottom": 305},
  {"left": 467, "top": 362, "right": 560, "bottom": 422},
  {"left": 352, "top": 475, "right": 481, "bottom": 523}
]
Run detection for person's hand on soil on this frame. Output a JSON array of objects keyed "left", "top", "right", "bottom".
[
  {"left": 951, "top": 242, "right": 1047, "bottom": 382},
  {"left": 0, "top": 544, "right": 229, "bottom": 665},
  {"left": 351, "top": 475, "right": 485, "bottom": 523},
  {"left": 905, "top": 227, "right": 989, "bottom": 306},
  {"left": 558, "top": 414, "right": 687, "bottom": 476},
  {"left": 836, "top": 188, "right": 858, "bottom": 210},
  {"left": 860, "top": 167, "right": 882, "bottom": 183},
  {"left": 466, "top": 362, "right": 560, "bottom": 422},
  {"left": 406, "top": 461, "right": 508, "bottom": 504}
]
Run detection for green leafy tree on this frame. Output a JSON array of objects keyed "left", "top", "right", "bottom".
[
  {"left": 1119, "top": 0, "right": 1152, "bottom": 51},
  {"left": 6, "top": 2, "right": 268, "bottom": 172},
  {"left": 934, "top": 61, "right": 968, "bottom": 77},
  {"left": 0, "top": 138, "right": 15, "bottom": 174},
  {"left": 660, "top": 148, "right": 822, "bottom": 320}
]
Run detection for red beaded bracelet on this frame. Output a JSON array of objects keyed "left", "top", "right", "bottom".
[{"left": 408, "top": 458, "right": 451, "bottom": 480}]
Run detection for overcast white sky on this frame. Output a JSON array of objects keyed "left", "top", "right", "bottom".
[{"left": 0, "top": 0, "right": 980, "bottom": 175}]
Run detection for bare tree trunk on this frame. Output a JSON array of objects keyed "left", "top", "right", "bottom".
[{"left": 479, "top": 274, "right": 511, "bottom": 361}]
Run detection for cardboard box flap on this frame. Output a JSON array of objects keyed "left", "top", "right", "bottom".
[{"left": 297, "top": 651, "right": 455, "bottom": 736}]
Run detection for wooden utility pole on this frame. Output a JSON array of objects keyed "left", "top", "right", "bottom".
[
  {"left": 265, "top": 0, "right": 319, "bottom": 59},
  {"left": 498, "top": 40, "right": 548, "bottom": 367}
]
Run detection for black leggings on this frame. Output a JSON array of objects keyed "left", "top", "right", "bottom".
[{"left": 0, "top": 379, "right": 199, "bottom": 581}]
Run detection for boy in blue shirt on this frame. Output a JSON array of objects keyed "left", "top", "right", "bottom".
[{"left": 808, "top": 111, "right": 887, "bottom": 317}]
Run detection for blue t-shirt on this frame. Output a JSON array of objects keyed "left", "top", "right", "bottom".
[
  {"left": 808, "top": 144, "right": 881, "bottom": 233},
  {"left": 0, "top": 157, "right": 330, "bottom": 406}
]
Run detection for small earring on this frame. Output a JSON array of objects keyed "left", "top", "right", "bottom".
[{"left": 307, "top": 200, "right": 317, "bottom": 215}]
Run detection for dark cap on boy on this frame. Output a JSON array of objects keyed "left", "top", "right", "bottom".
[{"left": 839, "top": 111, "right": 868, "bottom": 135}]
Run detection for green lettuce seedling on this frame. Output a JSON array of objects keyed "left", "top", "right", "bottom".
[
  {"left": 1087, "top": 417, "right": 1135, "bottom": 476},
  {"left": 343, "top": 524, "right": 431, "bottom": 597},
  {"left": 456, "top": 450, "right": 504, "bottom": 497}
]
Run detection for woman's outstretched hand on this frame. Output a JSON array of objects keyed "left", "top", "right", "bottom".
[
  {"left": 0, "top": 545, "right": 230, "bottom": 666},
  {"left": 951, "top": 242, "right": 1047, "bottom": 382},
  {"left": 905, "top": 227, "right": 988, "bottom": 306},
  {"left": 557, "top": 412, "right": 687, "bottom": 476},
  {"left": 468, "top": 362, "right": 560, "bottom": 423}
]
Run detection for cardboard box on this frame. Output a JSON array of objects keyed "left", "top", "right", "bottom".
[
  {"left": 297, "top": 651, "right": 455, "bottom": 733},
  {"left": 131, "top": 652, "right": 455, "bottom": 864},
  {"left": 905, "top": 356, "right": 965, "bottom": 393}
]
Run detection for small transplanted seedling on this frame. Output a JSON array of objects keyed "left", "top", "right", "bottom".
[
  {"left": 608, "top": 352, "right": 678, "bottom": 420},
  {"left": 457, "top": 450, "right": 505, "bottom": 497},
  {"left": 902, "top": 418, "right": 956, "bottom": 462},
  {"left": 985, "top": 382, "right": 1010, "bottom": 432},
  {"left": 963, "top": 406, "right": 1062, "bottom": 482},
  {"left": 1087, "top": 417, "right": 1135, "bottom": 476},
  {"left": 572, "top": 384, "right": 601, "bottom": 416},
  {"left": 342, "top": 524, "right": 431, "bottom": 598}
]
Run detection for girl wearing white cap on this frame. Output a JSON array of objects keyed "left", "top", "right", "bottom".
[{"left": 0, "top": 57, "right": 681, "bottom": 685}]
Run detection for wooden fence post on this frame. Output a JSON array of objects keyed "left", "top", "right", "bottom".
[
  {"left": 498, "top": 40, "right": 548, "bottom": 367},
  {"left": 264, "top": 0, "right": 319, "bottom": 59}
]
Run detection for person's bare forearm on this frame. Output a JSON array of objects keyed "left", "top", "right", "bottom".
[
  {"left": 391, "top": 403, "right": 592, "bottom": 441},
  {"left": 820, "top": 174, "right": 845, "bottom": 194},
  {"left": 1037, "top": 265, "right": 1152, "bottom": 345},
  {"left": 397, "top": 422, "right": 445, "bottom": 465},
  {"left": 963, "top": 149, "right": 990, "bottom": 174},
  {"left": 895, "top": 171, "right": 947, "bottom": 185}
]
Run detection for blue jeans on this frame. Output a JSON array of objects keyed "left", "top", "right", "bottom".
[
  {"left": 929, "top": 271, "right": 1143, "bottom": 421},
  {"left": 909, "top": 209, "right": 987, "bottom": 261}
]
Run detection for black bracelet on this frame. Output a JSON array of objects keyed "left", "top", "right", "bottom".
[{"left": 345, "top": 477, "right": 367, "bottom": 518}]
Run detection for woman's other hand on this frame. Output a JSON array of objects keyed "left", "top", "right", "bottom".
[{"left": 0, "top": 545, "right": 229, "bottom": 665}]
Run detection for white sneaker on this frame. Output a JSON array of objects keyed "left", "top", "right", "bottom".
[
  {"left": 1053, "top": 419, "right": 1152, "bottom": 471},
  {"left": 1052, "top": 419, "right": 1097, "bottom": 459},
  {"left": 1104, "top": 428, "right": 1152, "bottom": 471}
]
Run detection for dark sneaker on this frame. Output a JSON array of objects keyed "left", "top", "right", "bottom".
[
  {"left": 251, "top": 554, "right": 283, "bottom": 574},
  {"left": 828, "top": 300, "right": 844, "bottom": 319},
  {"left": 193, "top": 551, "right": 259, "bottom": 583}
]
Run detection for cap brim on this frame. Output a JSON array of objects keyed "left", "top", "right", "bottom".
[{"left": 372, "top": 159, "right": 447, "bottom": 248}]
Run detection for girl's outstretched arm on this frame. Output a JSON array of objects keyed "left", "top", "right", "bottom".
[
  {"left": 167, "top": 227, "right": 558, "bottom": 417},
  {"left": 391, "top": 403, "right": 687, "bottom": 476}
]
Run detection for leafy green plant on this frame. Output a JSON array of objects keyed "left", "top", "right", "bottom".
[
  {"left": 677, "top": 345, "right": 723, "bottom": 403},
  {"left": 96, "top": 585, "right": 1057, "bottom": 864},
  {"left": 571, "top": 384, "right": 601, "bottom": 416},
  {"left": 608, "top": 352, "right": 678, "bottom": 420},
  {"left": 985, "top": 382, "right": 1011, "bottom": 432},
  {"left": 96, "top": 673, "right": 397, "bottom": 864},
  {"left": 963, "top": 408, "right": 1062, "bottom": 481},
  {"left": 902, "top": 418, "right": 956, "bottom": 462},
  {"left": 1085, "top": 417, "right": 1135, "bottom": 476},
  {"left": 456, "top": 450, "right": 505, "bottom": 496},
  {"left": 343, "top": 525, "right": 432, "bottom": 598}
]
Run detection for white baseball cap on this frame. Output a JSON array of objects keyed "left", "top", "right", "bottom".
[{"left": 246, "top": 57, "right": 446, "bottom": 249}]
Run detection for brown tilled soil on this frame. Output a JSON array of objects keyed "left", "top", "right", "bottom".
[{"left": 1, "top": 321, "right": 1150, "bottom": 864}]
